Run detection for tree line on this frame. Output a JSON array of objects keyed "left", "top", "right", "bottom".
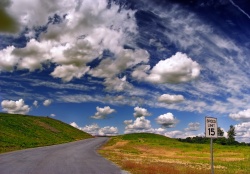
[{"left": 178, "top": 125, "right": 250, "bottom": 146}]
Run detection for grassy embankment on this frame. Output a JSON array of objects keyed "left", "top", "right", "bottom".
[
  {"left": 99, "top": 133, "right": 250, "bottom": 174},
  {"left": 0, "top": 113, "right": 92, "bottom": 153}
]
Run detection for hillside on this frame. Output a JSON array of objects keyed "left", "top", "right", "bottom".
[
  {"left": 0, "top": 113, "right": 92, "bottom": 153},
  {"left": 100, "top": 133, "right": 250, "bottom": 174}
]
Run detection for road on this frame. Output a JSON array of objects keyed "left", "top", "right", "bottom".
[{"left": 0, "top": 137, "right": 127, "bottom": 174}]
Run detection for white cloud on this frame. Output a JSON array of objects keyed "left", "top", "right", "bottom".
[
  {"left": 164, "top": 130, "right": 198, "bottom": 139},
  {"left": 50, "top": 114, "right": 56, "bottom": 117},
  {"left": 158, "top": 94, "right": 185, "bottom": 104},
  {"left": 229, "top": 109, "right": 250, "bottom": 122},
  {"left": 133, "top": 106, "right": 151, "bottom": 117},
  {"left": 103, "top": 76, "right": 133, "bottom": 92},
  {"left": 147, "top": 52, "right": 201, "bottom": 84},
  {"left": 51, "top": 64, "right": 90, "bottom": 82},
  {"left": 185, "top": 122, "right": 200, "bottom": 131},
  {"left": 2, "top": 0, "right": 149, "bottom": 84},
  {"left": 1, "top": 99, "right": 30, "bottom": 115},
  {"left": 6, "top": 0, "right": 73, "bottom": 29},
  {"left": 70, "top": 122, "right": 81, "bottom": 130},
  {"left": 0, "top": 46, "right": 18, "bottom": 72},
  {"left": 124, "top": 116, "right": 152, "bottom": 134},
  {"left": 235, "top": 122, "right": 250, "bottom": 143},
  {"left": 155, "top": 113, "right": 179, "bottom": 128},
  {"left": 131, "top": 65, "right": 150, "bottom": 81},
  {"left": 124, "top": 120, "right": 133, "bottom": 125},
  {"left": 81, "top": 123, "right": 100, "bottom": 135},
  {"left": 33, "top": 100, "right": 38, "bottom": 107},
  {"left": 91, "top": 106, "right": 116, "bottom": 119},
  {"left": 89, "top": 49, "right": 149, "bottom": 79},
  {"left": 12, "top": 39, "right": 51, "bottom": 71},
  {"left": 164, "top": 130, "right": 184, "bottom": 138},
  {"left": 43, "top": 99, "right": 52, "bottom": 106},
  {"left": 98, "top": 126, "right": 118, "bottom": 136},
  {"left": 82, "top": 123, "right": 118, "bottom": 136}
]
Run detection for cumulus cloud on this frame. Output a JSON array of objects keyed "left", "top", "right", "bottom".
[
  {"left": 0, "top": 46, "right": 18, "bottom": 72},
  {"left": 235, "top": 122, "right": 250, "bottom": 143},
  {"left": 164, "top": 130, "right": 198, "bottom": 139},
  {"left": 1, "top": 99, "right": 30, "bottom": 114},
  {"left": 98, "top": 126, "right": 119, "bottom": 136},
  {"left": 155, "top": 113, "right": 179, "bottom": 128},
  {"left": 164, "top": 130, "right": 184, "bottom": 138},
  {"left": 124, "top": 116, "right": 152, "bottom": 134},
  {"left": 89, "top": 49, "right": 149, "bottom": 79},
  {"left": 185, "top": 122, "right": 200, "bottom": 131},
  {"left": 147, "top": 52, "right": 201, "bottom": 84},
  {"left": 104, "top": 76, "right": 133, "bottom": 92},
  {"left": 91, "top": 106, "right": 116, "bottom": 119},
  {"left": 33, "top": 100, "right": 38, "bottom": 107},
  {"left": 131, "top": 65, "right": 151, "bottom": 81},
  {"left": 50, "top": 114, "right": 56, "bottom": 117},
  {"left": 82, "top": 123, "right": 118, "bottom": 136},
  {"left": 124, "top": 119, "right": 133, "bottom": 125},
  {"left": 43, "top": 99, "right": 52, "bottom": 106},
  {"left": 51, "top": 64, "right": 90, "bottom": 82},
  {"left": 1, "top": 0, "right": 150, "bottom": 85},
  {"left": 70, "top": 122, "right": 81, "bottom": 129},
  {"left": 229, "top": 109, "right": 250, "bottom": 122},
  {"left": 12, "top": 39, "right": 51, "bottom": 71},
  {"left": 158, "top": 94, "right": 185, "bottom": 104},
  {"left": 133, "top": 106, "right": 151, "bottom": 117},
  {"left": 81, "top": 123, "right": 100, "bottom": 134}
]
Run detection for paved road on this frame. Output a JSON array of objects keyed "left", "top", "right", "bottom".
[{"left": 0, "top": 137, "right": 127, "bottom": 174}]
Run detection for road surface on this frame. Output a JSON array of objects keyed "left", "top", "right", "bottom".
[{"left": 0, "top": 137, "right": 127, "bottom": 174}]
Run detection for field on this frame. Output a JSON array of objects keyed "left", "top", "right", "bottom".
[
  {"left": 0, "top": 113, "right": 92, "bottom": 153},
  {"left": 99, "top": 133, "right": 250, "bottom": 174}
]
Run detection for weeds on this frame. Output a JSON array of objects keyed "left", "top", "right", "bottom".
[{"left": 100, "top": 133, "right": 250, "bottom": 174}]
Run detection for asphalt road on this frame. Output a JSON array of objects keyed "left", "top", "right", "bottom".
[{"left": 0, "top": 137, "right": 127, "bottom": 174}]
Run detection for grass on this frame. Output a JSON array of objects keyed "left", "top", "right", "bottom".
[
  {"left": 0, "top": 113, "right": 93, "bottom": 153},
  {"left": 99, "top": 133, "right": 250, "bottom": 174}
]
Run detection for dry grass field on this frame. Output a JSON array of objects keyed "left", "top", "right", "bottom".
[{"left": 99, "top": 133, "right": 250, "bottom": 174}]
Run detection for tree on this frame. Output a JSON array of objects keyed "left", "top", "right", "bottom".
[
  {"left": 217, "top": 127, "right": 224, "bottom": 137},
  {"left": 227, "top": 125, "right": 236, "bottom": 144}
]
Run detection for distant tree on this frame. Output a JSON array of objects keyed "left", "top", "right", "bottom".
[
  {"left": 217, "top": 127, "right": 224, "bottom": 137},
  {"left": 227, "top": 125, "right": 236, "bottom": 145}
]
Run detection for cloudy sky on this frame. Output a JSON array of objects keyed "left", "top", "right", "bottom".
[{"left": 1, "top": 0, "right": 250, "bottom": 142}]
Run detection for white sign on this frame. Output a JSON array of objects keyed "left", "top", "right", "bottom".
[{"left": 205, "top": 117, "right": 218, "bottom": 138}]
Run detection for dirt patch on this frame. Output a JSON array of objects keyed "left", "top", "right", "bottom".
[
  {"left": 35, "top": 120, "right": 60, "bottom": 133},
  {"left": 102, "top": 141, "right": 128, "bottom": 150}
]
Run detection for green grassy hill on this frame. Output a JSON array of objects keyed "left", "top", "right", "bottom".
[
  {"left": 100, "top": 133, "right": 250, "bottom": 174},
  {"left": 0, "top": 113, "right": 92, "bottom": 153}
]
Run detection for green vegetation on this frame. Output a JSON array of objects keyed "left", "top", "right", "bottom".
[
  {"left": 179, "top": 125, "right": 250, "bottom": 146},
  {"left": 100, "top": 133, "right": 250, "bottom": 174},
  {"left": 0, "top": 113, "right": 92, "bottom": 153}
]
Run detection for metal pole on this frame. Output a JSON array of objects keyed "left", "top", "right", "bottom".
[{"left": 210, "top": 138, "right": 214, "bottom": 174}]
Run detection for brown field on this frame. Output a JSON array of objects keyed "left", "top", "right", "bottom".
[{"left": 99, "top": 134, "right": 250, "bottom": 174}]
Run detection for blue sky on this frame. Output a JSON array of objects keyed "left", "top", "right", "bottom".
[{"left": 1, "top": 0, "right": 250, "bottom": 142}]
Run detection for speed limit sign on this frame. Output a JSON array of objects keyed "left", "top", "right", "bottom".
[{"left": 205, "top": 117, "right": 218, "bottom": 138}]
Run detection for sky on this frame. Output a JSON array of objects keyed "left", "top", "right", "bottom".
[{"left": 0, "top": 0, "right": 250, "bottom": 142}]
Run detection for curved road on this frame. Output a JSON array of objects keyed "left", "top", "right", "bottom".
[{"left": 0, "top": 137, "right": 127, "bottom": 174}]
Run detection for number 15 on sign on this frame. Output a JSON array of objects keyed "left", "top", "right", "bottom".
[{"left": 205, "top": 117, "right": 218, "bottom": 138}]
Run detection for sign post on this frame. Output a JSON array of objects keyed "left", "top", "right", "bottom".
[{"left": 205, "top": 117, "right": 218, "bottom": 174}]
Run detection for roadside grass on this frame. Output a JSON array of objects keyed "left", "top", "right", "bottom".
[
  {"left": 0, "top": 113, "right": 92, "bottom": 153},
  {"left": 99, "top": 133, "right": 250, "bottom": 174}
]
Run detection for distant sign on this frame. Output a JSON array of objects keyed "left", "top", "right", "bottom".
[{"left": 205, "top": 117, "right": 218, "bottom": 138}]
